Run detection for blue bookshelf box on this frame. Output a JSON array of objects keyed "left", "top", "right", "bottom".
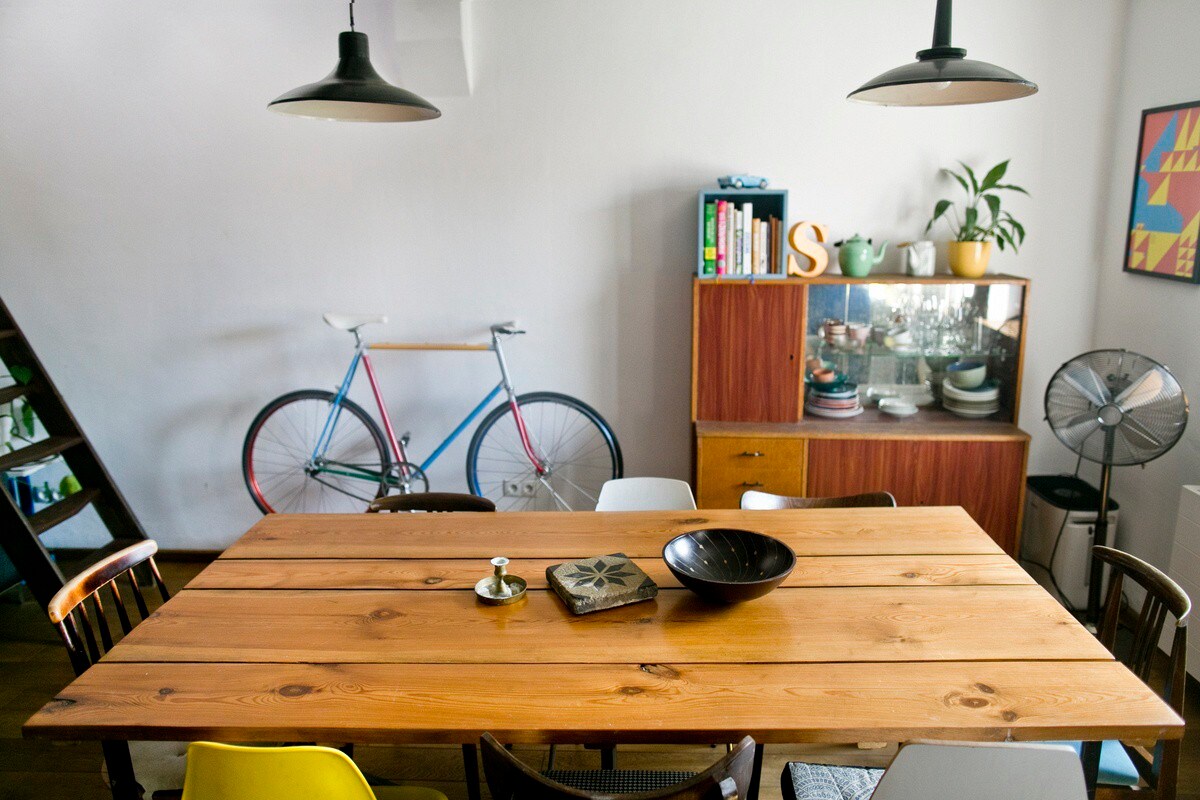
[{"left": 696, "top": 187, "right": 788, "bottom": 279}]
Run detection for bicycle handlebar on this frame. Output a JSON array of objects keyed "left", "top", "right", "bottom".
[{"left": 491, "top": 322, "right": 526, "bottom": 336}]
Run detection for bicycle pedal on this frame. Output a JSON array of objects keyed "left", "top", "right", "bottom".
[{"left": 400, "top": 431, "right": 411, "bottom": 447}]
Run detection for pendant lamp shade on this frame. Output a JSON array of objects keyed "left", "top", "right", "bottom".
[
  {"left": 269, "top": 31, "right": 440, "bottom": 122},
  {"left": 848, "top": 0, "right": 1036, "bottom": 107}
]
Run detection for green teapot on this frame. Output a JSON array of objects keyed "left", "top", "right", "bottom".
[{"left": 834, "top": 234, "right": 888, "bottom": 277}]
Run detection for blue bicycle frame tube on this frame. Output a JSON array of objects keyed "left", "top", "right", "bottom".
[
  {"left": 418, "top": 383, "right": 504, "bottom": 472},
  {"left": 312, "top": 350, "right": 363, "bottom": 461}
]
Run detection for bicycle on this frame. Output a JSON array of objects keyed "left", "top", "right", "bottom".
[{"left": 242, "top": 315, "right": 623, "bottom": 513}]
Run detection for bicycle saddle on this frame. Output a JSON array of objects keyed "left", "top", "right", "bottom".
[{"left": 323, "top": 313, "right": 388, "bottom": 332}]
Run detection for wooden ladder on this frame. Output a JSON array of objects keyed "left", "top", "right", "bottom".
[{"left": 0, "top": 295, "right": 149, "bottom": 608}]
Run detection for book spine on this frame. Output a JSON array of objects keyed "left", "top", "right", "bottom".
[
  {"left": 702, "top": 202, "right": 716, "bottom": 275},
  {"left": 742, "top": 202, "right": 753, "bottom": 275},
  {"left": 715, "top": 201, "right": 726, "bottom": 275},
  {"left": 729, "top": 208, "right": 739, "bottom": 277},
  {"left": 760, "top": 220, "right": 769, "bottom": 274},
  {"left": 751, "top": 218, "right": 761, "bottom": 276},
  {"left": 770, "top": 217, "right": 779, "bottom": 274},
  {"left": 728, "top": 207, "right": 739, "bottom": 274}
]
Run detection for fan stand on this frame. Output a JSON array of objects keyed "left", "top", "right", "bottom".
[{"left": 1085, "top": 425, "right": 1118, "bottom": 627}]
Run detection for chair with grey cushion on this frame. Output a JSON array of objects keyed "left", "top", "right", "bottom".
[
  {"left": 782, "top": 741, "right": 1086, "bottom": 800},
  {"left": 740, "top": 491, "right": 896, "bottom": 510},
  {"left": 482, "top": 733, "right": 756, "bottom": 799}
]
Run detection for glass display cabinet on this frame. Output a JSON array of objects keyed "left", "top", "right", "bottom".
[
  {"left": 805, "top": 278, "right": 1026, "bottom": 422},
  {"left": 690, "top": 274, "right": 1031, "bottom": 554}
]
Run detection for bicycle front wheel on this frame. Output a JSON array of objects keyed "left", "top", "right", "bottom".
[
  {"left": 243, "top": 390, "right": 391, "bottom": 514},
  {"left": 466, "top": 392, "right": 622, "bottom": 511}
]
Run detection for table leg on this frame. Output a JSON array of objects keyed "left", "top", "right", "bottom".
[
  {"left": 1080, "top": 741, "right": 1101, "bottom": 800},
  {"left": 102, "top": 740, "right": 143, "bottom": 800},
  {"left": 462, "top": 743, "right": 481, "bottom": 800},
  {"left": 748, "top": 743, "right": 765, "bottom": 800}
]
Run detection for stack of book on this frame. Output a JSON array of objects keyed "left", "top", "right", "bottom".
[{"left": 702, "top": 200, "right": 782, "bottom": 276}]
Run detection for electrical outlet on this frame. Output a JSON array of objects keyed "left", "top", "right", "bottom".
[{"left": 503, "top": 480, "right": 538, "bottom": 498}]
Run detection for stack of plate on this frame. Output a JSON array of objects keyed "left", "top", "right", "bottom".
[
  {"left": 942, "top": 379, "right": 1001, "bottom": 418},
  {"left": 806, "top": 382, "right": 863, "bottom": 419}
]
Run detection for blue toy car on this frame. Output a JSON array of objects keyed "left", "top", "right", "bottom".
[{"left": 718, "top": 174, "right": 769, "bottom": 190}]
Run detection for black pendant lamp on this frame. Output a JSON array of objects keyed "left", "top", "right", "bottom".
[
  {"left": 848, "top": 0, "right": 1036, "bottom": 107},
  {"left": 269, "top": 1, "right": 440, "bottom": 122}
]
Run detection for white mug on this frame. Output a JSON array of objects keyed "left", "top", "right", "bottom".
[{"left": 904, "top": 241, "right": 936, "bottom": 276}]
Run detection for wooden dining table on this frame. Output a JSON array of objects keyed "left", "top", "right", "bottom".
[{"left": 24, "top": 507, "right": 1184, "bottom": 800}]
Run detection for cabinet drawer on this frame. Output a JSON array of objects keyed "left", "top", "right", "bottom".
[
  {"left": 696, "top": 437, "right": 806, "bottom": 509},
  {"left": 699, "top": 437, "right": 804, "bottom": 470}
]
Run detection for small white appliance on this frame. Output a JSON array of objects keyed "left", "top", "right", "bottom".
[{"left": 1020, "top": 475, "right": 1119, "bottom": 612}]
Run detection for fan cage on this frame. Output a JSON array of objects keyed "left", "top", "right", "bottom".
[{"left": 1044, "top": 349, "right": 1188, "bottom": 467}]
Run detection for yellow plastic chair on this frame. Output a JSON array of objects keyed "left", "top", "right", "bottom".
[{"left": 181, "top": 742, "right": 447, "bottom": 800}]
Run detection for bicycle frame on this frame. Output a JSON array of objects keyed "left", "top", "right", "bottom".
[{"left": 308, "top": 328, "right": 546, "bottom": 488}]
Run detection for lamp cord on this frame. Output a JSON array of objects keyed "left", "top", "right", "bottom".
[{"left": 349, "top": 0, "right": 355, "bottom": 32}]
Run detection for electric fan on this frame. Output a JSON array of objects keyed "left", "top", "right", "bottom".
[{"left": 1045, "top": 349, "right": 1189, "bottom": 622}]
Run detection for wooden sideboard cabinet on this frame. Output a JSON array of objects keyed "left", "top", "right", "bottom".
[{"left": 691, "top": 276, "right": 1032, "bottom": 555}]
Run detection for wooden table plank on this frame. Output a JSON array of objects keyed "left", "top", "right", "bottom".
[
  {"left": 105, "top": 585, "right": 1111, "bottom": 665},
  {"left": 25, "top": 661, "right": 1182, "bottom": 745},
  {"left": 187, "top": 555, "right": 1035, "bottom": 591},
  {"left": 220, "top": 507, "right": 1005, "bottom": 560}
]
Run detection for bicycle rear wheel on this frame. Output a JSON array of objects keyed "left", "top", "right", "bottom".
[
  {"left": 243, "top": 389, "right": 391, "bottom": 513},
  {"left": 466, "top": 392, "right": 622, "bottom": 511}
]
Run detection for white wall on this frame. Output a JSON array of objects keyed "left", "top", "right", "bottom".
[
  {"left": 1091, "top": 0, "right": 1200, "bottom": 570},
  {"left": 0, "top": 0, "right": 1124, "bottom": 548}
]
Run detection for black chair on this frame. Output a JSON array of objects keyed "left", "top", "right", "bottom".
[
  {"left": 47, "top": 540, "right": 180, "bottom": 800},
  {"left": 481, "top": 733, "right": 756, "bottom": 799},
  {"left": 1089, "top": 545, "right": 1191, "bottom": 800},
  {"left": 740, "top": 490, "right": 897, "bottom": 510},
  {"left": 367, "top": 491, "right": 497, "bottom": 513}
]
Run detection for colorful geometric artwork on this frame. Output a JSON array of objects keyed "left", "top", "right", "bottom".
[{"left": 1124, "top": 101, "right": 1200, "bottom": 283}]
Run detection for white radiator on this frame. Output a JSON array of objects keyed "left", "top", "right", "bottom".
[{"left": 1166, "top": 485, "right": 1200, "bottom": 680}]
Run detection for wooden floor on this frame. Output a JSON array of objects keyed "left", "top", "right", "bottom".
[{"left": 0, "top": 559, "right": 1196, "bottom": 800}]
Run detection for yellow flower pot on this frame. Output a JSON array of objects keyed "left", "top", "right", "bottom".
[{"left": 948, "top": 241, "right": 992, "bottom": 278}]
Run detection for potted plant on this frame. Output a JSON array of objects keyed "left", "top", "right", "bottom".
[{"left": 925, "top": 160, "right": 1027, "bottom": 278}]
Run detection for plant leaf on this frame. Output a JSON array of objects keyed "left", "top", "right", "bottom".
[
  {"left": 925, "top": 199, "right": 952, "bottom": 232},
  {"left": 995, "top": 235, "right": 1005, "bottom": 252},
  {"left": 980, "top": 160, "right": 1010, "bottom": 192},
  {"left": 944, "top": 168, "right": 970, "bottom": 195},
  {"left": 963, "top": 206, "right": 978, "bottom": 235},
  {"left": 20, "top": 401, "right": 35, "bottom": 438},
  {"left": 1011, "top": 219, "right": 1026, "bottom": 243},
  {"left": 983, "top": 194, "right": 1002, "bottom": 225},
  {"left": 959, "top": 161, "right": 980, "bottom": 194},
  {"left": 995, "top": 183, "right": 1029, "bottom": 196}
]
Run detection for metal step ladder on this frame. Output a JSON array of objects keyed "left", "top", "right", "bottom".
[{"left": 0, "top": 295, "right": 149, "bottom": 608}]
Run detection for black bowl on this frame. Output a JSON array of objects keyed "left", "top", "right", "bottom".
[{"left": 662, "top": 529, "right": 795, "bottom": 603}]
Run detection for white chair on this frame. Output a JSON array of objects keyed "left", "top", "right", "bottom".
[
  {"left": 782, "top": 741, "right": 1087, "bottom": 800},
  {"left": 595, "top": 478, "right": 696, "bottom": 511}
]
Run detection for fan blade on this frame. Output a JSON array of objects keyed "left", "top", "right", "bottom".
[
  {"left": 1115, "top": 368, "right": 1167, "bottom": 412},
  {"left": 1060, "top": 366, "right": 1112, "bottom": 407},
  {"left": 1055, "top": 412, "right": 1102, "bottom": 445},
  {"left": 1118, "top": 414, "right": 1165, "bottom": 451}
]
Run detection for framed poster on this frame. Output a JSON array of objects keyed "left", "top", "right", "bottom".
[{"left": 1124, "top": 100, "right": 1200, "bottom": 284}]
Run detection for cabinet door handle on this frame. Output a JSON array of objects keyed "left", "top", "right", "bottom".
[
  {"left": 740, "top": 451, "right": 765, "bottom": 458},
  {"left": 740, "top": 481, "right": 765, "bottom": 488}
]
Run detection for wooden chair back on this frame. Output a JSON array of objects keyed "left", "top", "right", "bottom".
[
  {"left": 870, "top": 741, "right": 1086, "bottom": 800},
  {"left": 367, "top": 492, "right": 496, "bottom": 513},
  {"left": 740, "top": 490, "right": 897, "bottom": 510},
  {"left": 46, "top": 539, "right": 169, "bottom": 676},
  {"left": 481, "top": 733, "right": 754, "bottom": 800},
  {"left": 1094, "top": 545, "right": 1191, "bottom": 800}
]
